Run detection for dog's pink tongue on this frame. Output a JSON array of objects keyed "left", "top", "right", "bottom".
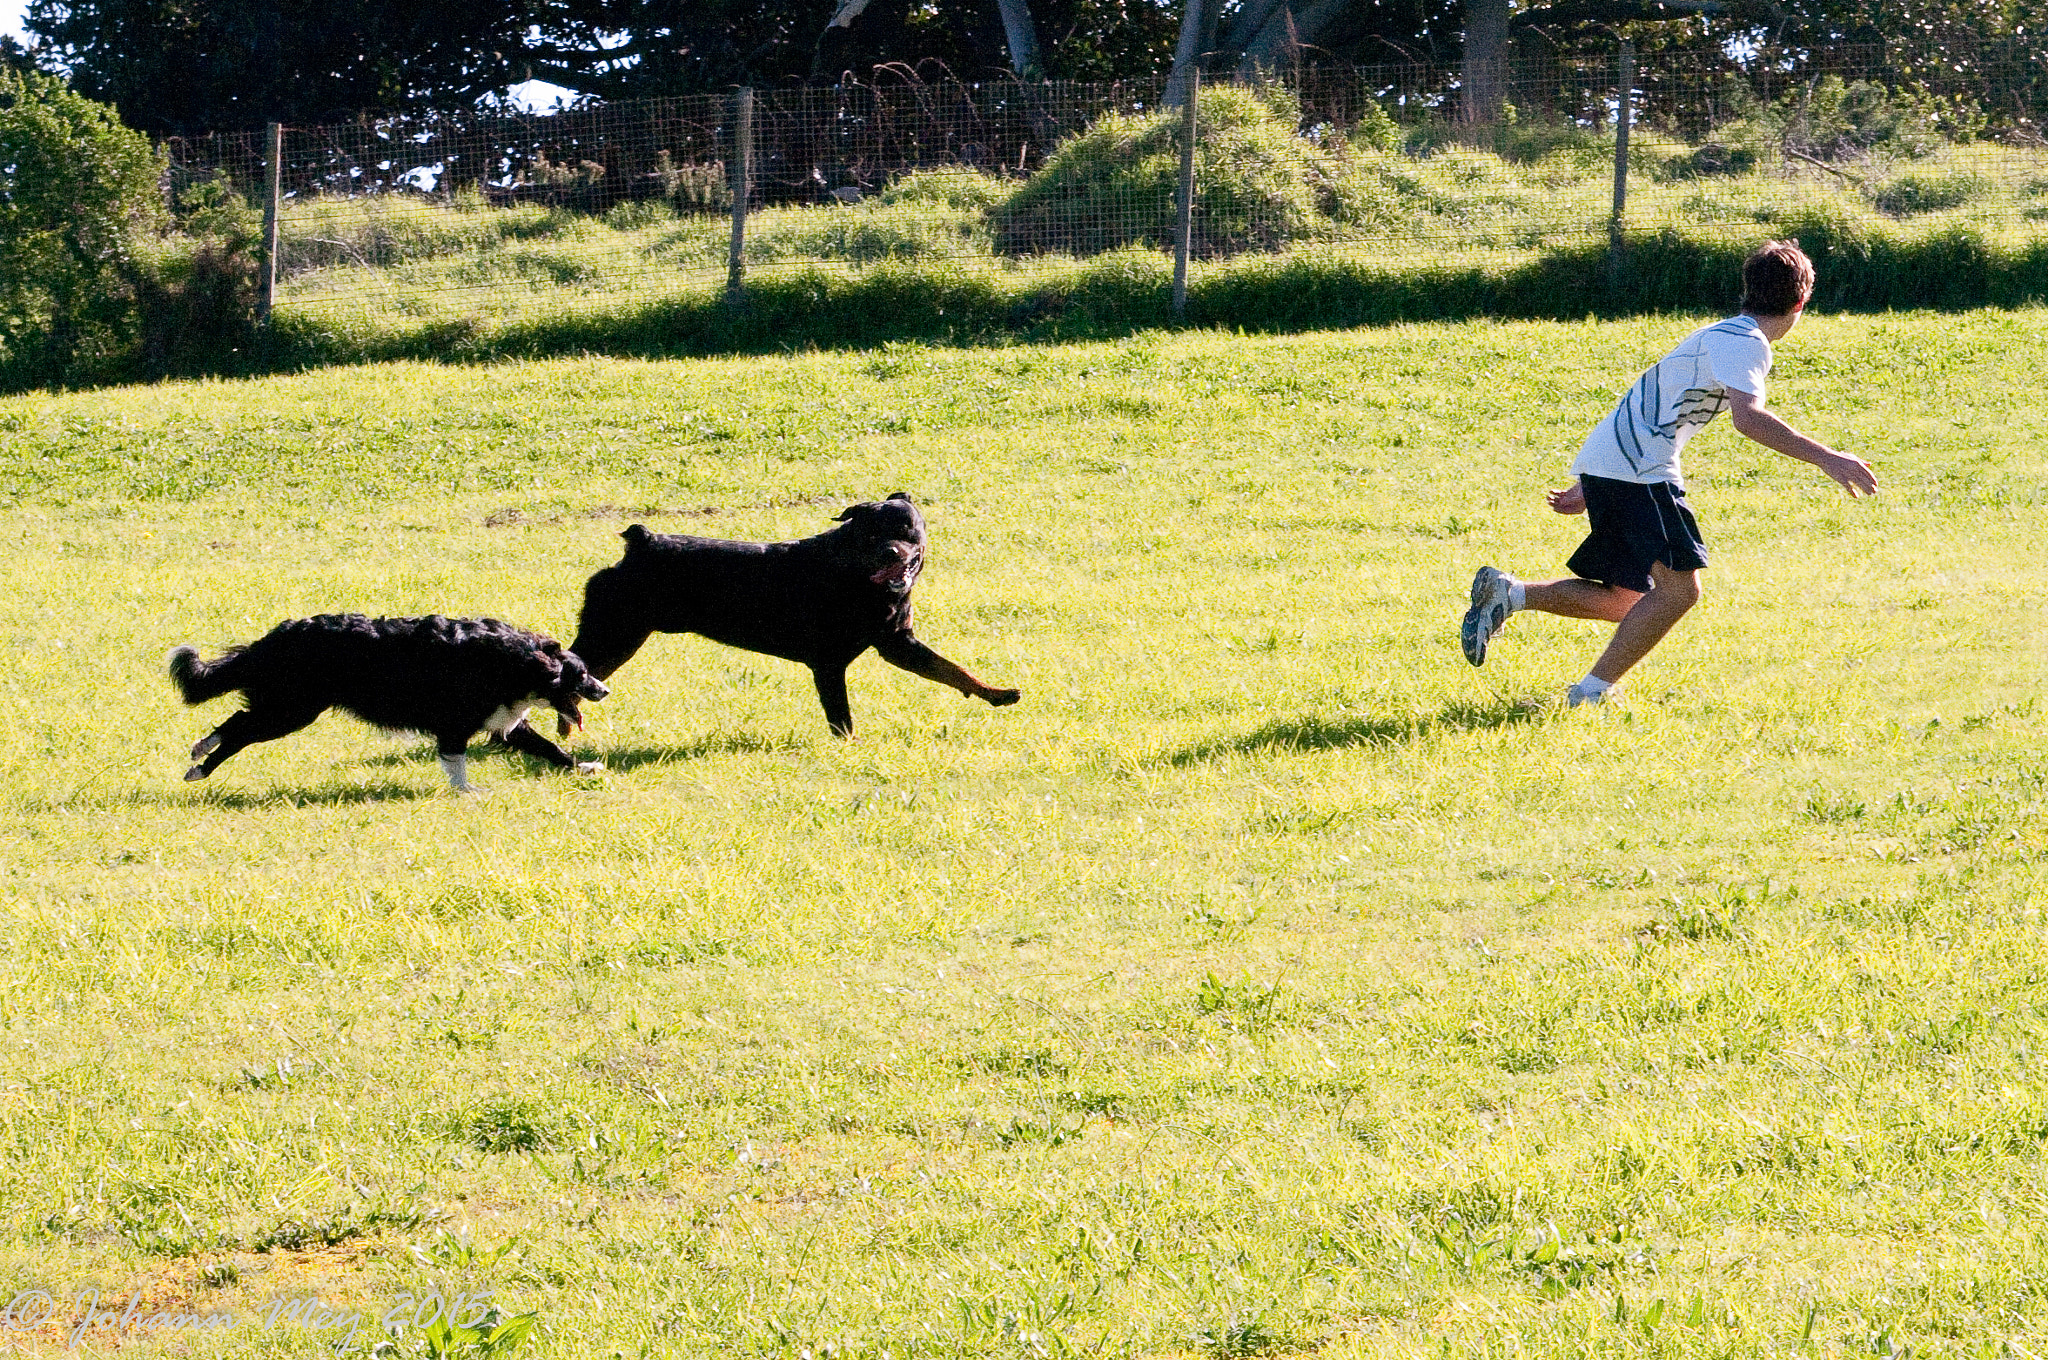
[{"left": 871, "top": 555, "right": 917, "bottom": 586}]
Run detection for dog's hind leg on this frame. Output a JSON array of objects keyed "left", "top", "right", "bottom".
[
  {"left": 811, "top": 665, "right": 856, "bottom": 738},
  {"left": 434, "top": 734, "right": 485, "bottom": 795},
  {"left": 185, "top": 704, "right": 322, "bottom": 781}
]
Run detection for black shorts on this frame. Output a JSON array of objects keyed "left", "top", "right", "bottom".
[{"left": 1565, "top": 474, "right": 1708, "bottom": 593}]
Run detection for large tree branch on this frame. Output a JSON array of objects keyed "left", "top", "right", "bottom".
[{"left": 1511, "top": 0, "right": 1785, "bottom": 29}]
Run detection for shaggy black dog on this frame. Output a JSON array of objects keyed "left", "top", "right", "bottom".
[
  {"left": 168, "top": 614, "right": 609, "bottom": 793},
  {"left": 566, "top": 493, "right": 1019, "bottom": 737}
]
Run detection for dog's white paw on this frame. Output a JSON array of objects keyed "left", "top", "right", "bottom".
[
  {"left": 574, "top": 760, "right": 605, "bottom": 776},
  {"left": 183, "top": 764, "right": 209, "bottom": 782}
]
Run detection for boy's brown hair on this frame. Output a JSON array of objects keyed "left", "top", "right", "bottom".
[{"left": 1741, "top": 239, "right": 1815, "bottom": 316}]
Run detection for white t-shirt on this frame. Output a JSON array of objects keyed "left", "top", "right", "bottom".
[{"left": 1570, "top": 316, "right": 1772, "bottom": 488}]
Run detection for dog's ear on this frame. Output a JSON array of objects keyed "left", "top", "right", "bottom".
[
  {"left": 835, "top": 503, "right": 869, "bottom": 522},
  {"left": 885, "top": 491, "right": 912, "bottom": 504}
]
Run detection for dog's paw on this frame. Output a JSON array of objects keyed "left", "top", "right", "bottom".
[
  {"left": 191, "top": 733, "right": 221, "bottom": 759},
  {"left": 574, "top": 760, "right": 605, "bottom": 776},
  {"left": 451, "top": 783, "right": 489, "bottom": 797},
  {"left": 982, "top": 688, "right": 1022, "bottom": 707},
  {"left": 183, "top": 764, "right": 209, "bottom": 782}
]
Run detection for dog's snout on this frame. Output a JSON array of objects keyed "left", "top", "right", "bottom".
[{"left": 582, "top": 677, "right": 610, "bottom": 701}]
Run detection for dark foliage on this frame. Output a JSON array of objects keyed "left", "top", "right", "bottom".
[{"left": 28, "top": 0, "right": 533, "bottom": 134}]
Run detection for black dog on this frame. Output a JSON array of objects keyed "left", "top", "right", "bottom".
[
  {"left": 168, "top": 614, "right": 609, "bottom": 793},
  {"left": 566, "top": 493, "right": 1019, "bottom": 737}
]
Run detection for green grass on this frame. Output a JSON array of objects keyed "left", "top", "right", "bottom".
[{"left": 0, "top": 309, "right": 2044, "bottom": 1357}]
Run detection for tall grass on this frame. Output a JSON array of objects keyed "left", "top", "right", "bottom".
[{"left": 238, "top": 120, "right": 2048, "bottom": 379}]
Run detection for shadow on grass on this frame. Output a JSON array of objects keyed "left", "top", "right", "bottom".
[
  {"left": 182, "top": 779, "right": 433, "bottom": 808},
  {"left": 591, "top": 733, "right": 800, "bottom": 772},
  {"left": 1164, "top": 694, "right": 1547, "bottom": 765}
]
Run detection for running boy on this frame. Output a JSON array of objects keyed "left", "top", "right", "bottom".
[{"left": 1460, "top": 239, "right": 1878, "bottom": 705}]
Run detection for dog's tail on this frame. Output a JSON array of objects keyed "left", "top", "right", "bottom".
[{"left": 166, "top": 645, "right": 244, "bottom": 705}]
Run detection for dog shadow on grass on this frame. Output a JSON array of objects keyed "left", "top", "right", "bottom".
[
  {"left": 591, "top": 733, "right": 801, "bottom": 772},
  {"left": 182, "top": 779, "right": 429, "bottom": 809},
  {"left": 1162, "top": 693, "right": 1549, "bottom": 766},
  {"left": 70, "top": 777, "right": 430, "bottom": 812}
]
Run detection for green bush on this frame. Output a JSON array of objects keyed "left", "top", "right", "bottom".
[
  {"left": 132, "top": 169, "right": 264, "bottom": 377},
  {"left": 0, "top": 69, "right": 165, "bottom": 385},
  {"left": 1869, "top": 169, "right": 1992, "bottom": 216},
  {"left": 133, "top": 237, "right": 261, "bottom": 377},
  {"left": 1662, "top": 142, "right": 1762, "bottom": 179},
  {"left": 880, "top": 168, "right": 1010, "bottom": 211},
  {"left": 992, "top": 84, "right": 1343, "bottom": 257},
  {"left": 604, "top": 198, "right": 677, "bottom": 231}
]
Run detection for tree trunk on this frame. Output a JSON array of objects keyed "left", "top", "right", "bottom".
[
  {"left": 1165, "top": 0, "right": 1220, "bottom": 107},
  {"left": 1231, "top": 0, "right": 1352, "bottom": 77},
  {"left": 1462, "top": 0, "right": 1510, "bottom": 125},
  {"left": 994, "top": 0, "right": 1043, "bottom": 78}
]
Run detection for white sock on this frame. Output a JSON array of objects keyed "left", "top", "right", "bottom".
[
  {"left": 1507, "top": 580, "right": 1526, "bottom": 612},
  {"left": 1571, "top": 674, "right": 1613, "bottom": 698}
]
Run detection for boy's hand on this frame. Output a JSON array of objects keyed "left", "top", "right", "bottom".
[
  {"left": 1546, "top": 482, "right": 1587, "bottom": 515},
  {"left": 1816, "top": 449, "right": 1879, "bottom": 497}
]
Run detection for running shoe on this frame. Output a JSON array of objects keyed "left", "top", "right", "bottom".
[{"left": 1460, "top": 566, "right": 1516, "bottom": 666}]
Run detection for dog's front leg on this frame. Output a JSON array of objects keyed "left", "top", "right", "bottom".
[
  {"left": 499, "top": 721, "right": 604, "bottom": 776},
  {"left": 874, "top": 633, "right": 1021, "bottom": 708},
  {"left": 811, "top": 665, "right": 856, "bottom": 738}
]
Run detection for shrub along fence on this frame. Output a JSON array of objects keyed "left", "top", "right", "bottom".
[{"left": 160, "top": 44, "right": 2048, "bottom": 351}]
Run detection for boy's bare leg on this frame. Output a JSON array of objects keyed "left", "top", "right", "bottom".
[
  {"left": 1586, "top": 561, "right": 1701, "bottom": 683},
  {"left": 1521, "top": 578, "right": 1641, "bottom": 623}
]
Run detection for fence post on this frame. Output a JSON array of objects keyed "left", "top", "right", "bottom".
[
  {"left": 1172, "top": 70, "right": 1198, "bottom": 320},
  {"left": 260, "top": 122, "right": 282, "bottom": 322},
  {"left": 727, "top": 88, "right": 753, "bottom": 306},
  {"left": 1609, "top": 39, "right": 1633, "bottom": 265}
]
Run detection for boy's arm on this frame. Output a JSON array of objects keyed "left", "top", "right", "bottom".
[{"left": 1726, "top": 389, "right": 1878, "bottom": 496}]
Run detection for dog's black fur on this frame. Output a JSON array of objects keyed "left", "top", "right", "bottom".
[
  {"left": 168, "top": 613, "right": 609, "bottom": 792},
  {"left": 567, "top": 493, "right": 1019, "bottom": 737}
]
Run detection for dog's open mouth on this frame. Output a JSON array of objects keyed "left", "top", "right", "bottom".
[{"left": 869, "top": 546, "right": 922, "bottom": 590}]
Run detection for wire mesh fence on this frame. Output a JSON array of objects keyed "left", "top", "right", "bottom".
[{"left": 162, "top": 46, "right": 2048, "bottom": 330}]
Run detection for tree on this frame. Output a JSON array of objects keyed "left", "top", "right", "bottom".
[
  {"left": 518, "top": 0, "right": 1165, "bottom": 94},
  {"left": 1462, "top": 0, "right": 1507, "bottom": 120},
  {"left": 28, "top": 0, "right": 533, "bottom": 133},
  {"left": 0, "top": 68, "right": 164, "bottom": 382}
]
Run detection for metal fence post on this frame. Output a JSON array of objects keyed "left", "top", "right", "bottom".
[
  {"left": 1610, "top": 40, "right": 1633, "bottom": 264},
  {"left": 1173, "top": 70, "right": 1198, "bottom": 320},
  {"left": 260, "top": 122, "right": 282, "bottom": 322},
  {"left": 727, "top": 88, "right": 753, "bottom": 305}
]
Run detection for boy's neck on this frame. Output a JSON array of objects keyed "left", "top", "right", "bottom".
[{"left": 1741, "top": 308, "right": 1803, "bottom": 342}]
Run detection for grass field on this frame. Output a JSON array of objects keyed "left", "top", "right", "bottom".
[{"left": 0, "top": 308, "right": 2044, "bottom": 1358}]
